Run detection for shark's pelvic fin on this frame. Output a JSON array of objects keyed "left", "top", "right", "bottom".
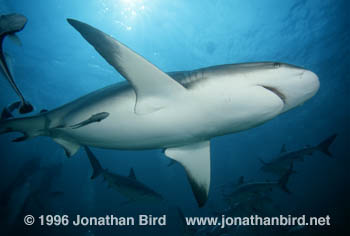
[
  {"left": 67, "top": 19, "right": 187, "bottom": 115},
  {"left": 52, "top": 137, "right": 80, "bottom": 157},
  {"left": 165, "top": 140, "right": 211, "bottom": 207},
  {"left": 128, "top": 168, "right": 136, "bottom": 179}
]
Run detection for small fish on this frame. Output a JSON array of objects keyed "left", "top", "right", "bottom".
[
  {"left": 70, "top": 112, "right": 109, "bottom": 129},
  {"left": 0, "top": 13, "right": 33, "bottom": 114}
]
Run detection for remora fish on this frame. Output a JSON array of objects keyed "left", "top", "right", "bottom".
[
  {"left": 0, "top": 13, "right": 33, "bottom": 114},
  {"left": 260, "top": 134, "right": 337, "bottom": 175},
  {"left": 0, "top": 18, "right": 320, "bottom": 207},
  {"left": 84, "top": 146, "right": 163, "bottom": 204},
  {"left": 70, "top": 112, "right": 109, "bottom": 129}
]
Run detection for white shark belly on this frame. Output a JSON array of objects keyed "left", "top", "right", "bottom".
[{"left": 51, "top": 80, "right": 284, "bottom": 150}]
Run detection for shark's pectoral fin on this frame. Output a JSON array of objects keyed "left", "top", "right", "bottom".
[
  {"left": 52, "top": 137, "right": 80, "bottom": 157},
  {"left": 67, "top": 19, "right": 187, "bottom": 115},
  {"left": 165, "top": 141, "right": 211, "bottom": 207}
]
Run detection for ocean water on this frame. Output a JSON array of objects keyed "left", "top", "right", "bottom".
[{"left": 0, "top": 0, "right": 348, "bottom": 235}]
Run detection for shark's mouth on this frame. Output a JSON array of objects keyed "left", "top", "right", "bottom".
[{"left": 260, "top": 85, "right": 286, "bottom": 104}]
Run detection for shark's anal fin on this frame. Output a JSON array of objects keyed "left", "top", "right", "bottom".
[
  {"left": 165, "top": 141, "right": 211, "bottom": 207},
  {"left": 67, "top": 19, "right": 187, "bottom": 115}
]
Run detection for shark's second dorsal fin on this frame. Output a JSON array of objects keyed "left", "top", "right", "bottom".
[
  {"left": 280, "top": 144, "right": 287, "bottom": 153},
  {"left": 128, "top": 168, "right": 136, "bottom": 179},
  {"left": 67, "top": 19, "right": 187, "bottom": 115},
  {"left": 238, "top": 176, "right": 244, "bottom": 185}
]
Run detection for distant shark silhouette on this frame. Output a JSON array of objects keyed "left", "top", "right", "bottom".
[
  {"left": 0, "top": 18, "right": 320, "bottom": 207},
  {"left": 260, "top": 134, "right": 337, "bottom": 175},
  {"left": 0, "top": 13, "right": 33, "bottom": 114},
  {"left": 84, "top": 146, "right": 163, "bottom": 204}
]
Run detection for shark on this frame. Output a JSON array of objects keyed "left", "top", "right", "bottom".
[
  {"left": 260, "top": 134, "right": 337, "bottom": 176},
  {"left": 84, "top": 146, "right": 163, "bottom": 204},
  {"left": 0, "top": 157, "right": 41, "bottom": 206},
  {"left": 223, "top": 163, "right": 294, "bottom": 205},
  {"left": 0, "top": 18, "right": 320, "bottom": 207},
  {"left": 0, "top": 13, "right": 33, "bottom": 114}
]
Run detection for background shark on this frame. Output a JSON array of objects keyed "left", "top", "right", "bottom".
[
  {"left": 0, "top": 18, "right": 319, "bottom": 207},
  {"left": 0, "top": 13, "right": 33, "bottom": 114},
  {"left": 223, "top": 164, "right": 294, "bottom": 205},
  {"left": 260, "top": 134, "right": 337, "bottom": 176},
  {"left": 84, "top": 146, "right": 163, "bottom": 205},
  {"left": 0, "top": 157, "right": 40, "bottom": 207}
]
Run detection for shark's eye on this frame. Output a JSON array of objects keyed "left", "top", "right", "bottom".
[{"left": 273, "top": 62, "right": 280, "bottom": 68}]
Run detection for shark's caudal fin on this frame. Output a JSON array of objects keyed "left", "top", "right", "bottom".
[
  {"left": 83, "top": 146, "right": 104, "bottom": 179},
  {"left": 316, "top": 134, "right": 337, "bottom": 157},
  {"left": 278, "top": 162, "right": 294, "bottom": 194},
  {"left": 0, "top": 114, "right": 81, "bottom": 156},
  {"left": 67, "top": 18, "right": 187, "bottom": 115},
  {"left": 165, "top": 141, "right": 211, "bottom": 208},
  {"left": 0, "top": 13, "right": 27, "bottom": 36}
]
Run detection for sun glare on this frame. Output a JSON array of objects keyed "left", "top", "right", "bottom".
[{"left": 99, "top": 0, "right": 149, "bottom": 31}]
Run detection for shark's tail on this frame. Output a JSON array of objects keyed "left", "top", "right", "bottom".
[
  {"left": 0, "top": 115, "right": 46, "bottom": 141},
  {"left": 278, "top": 162, "right": 294, "bottom": 194},
  {"left": 83, "top": 146, "right": 104, "bottom": 179},
  {"left": 316, "top": 134, "right": 337, "bottom": 157},
  {"left": 0, "top": 13, "right": 27, "bottom": 36}
]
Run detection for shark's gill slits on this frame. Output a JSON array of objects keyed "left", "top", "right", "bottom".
[{"left": 261, "top": 85, "right": 286, "bottom": 104}]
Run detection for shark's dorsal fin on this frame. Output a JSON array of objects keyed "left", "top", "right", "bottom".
[
  {"left": 280, "top": 144, "right": 287, "bottom": 153},
  {"left": 67, "top": 19, "right": 187, "bottom": 115},
  {"left": 238, "top": 176, "right": 244, "bottom": 185},
  {"left": 128, "top": 168, "right": 136, "bottom": 179},
  {"left": 165, "top": 140, "right": 211, "bottom": 207}
]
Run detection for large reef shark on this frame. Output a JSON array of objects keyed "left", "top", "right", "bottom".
[
  {"left": 0, "top": 13, "right": 33, "bottom": 114},
  {"left": 84, "top": 146, "right": 163, "bottom": 204},
  {"left": 0, "top": 18, "right": 320, "bottom": 207}
]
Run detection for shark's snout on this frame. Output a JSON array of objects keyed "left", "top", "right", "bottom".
[
  {"left": 301, "top": 70, "right": 320, "bottom": 96},
  {"left": 279, "top": 69, "right": 319, "bottom": 113}
]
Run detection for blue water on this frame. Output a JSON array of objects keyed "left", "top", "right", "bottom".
[{"left": 0, "top": 0, "right": 348, "bottom": 235}]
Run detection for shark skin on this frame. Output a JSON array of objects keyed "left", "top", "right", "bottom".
[
  {"left": 0, "top": 19, "right": 320, "bottom": 207},
  {"left": 0, "top": 13, "right": 33, "bottom": 114}
]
